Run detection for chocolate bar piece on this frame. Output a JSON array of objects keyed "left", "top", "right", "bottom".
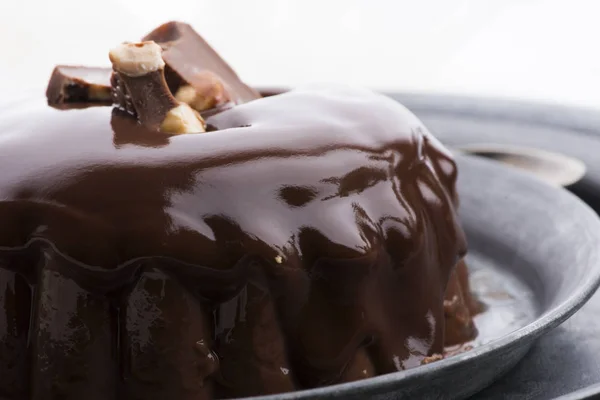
[
  {"left": 174, "top": 70, "right": 232, "bottom": 112},
  {"left": 109, "top": 41, "right": 205, "bottom": 135},
  {"left": 143, "top": 21, "right": 260, "bottom": 104},
  {"left": 46, "top": 66, "right": 112, "bottom": 105}
]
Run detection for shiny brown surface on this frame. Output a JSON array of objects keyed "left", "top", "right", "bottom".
[
  {"left": 443, "top": 261, "right": 478, "bottom": 346},
  {"left": 0, "top": 267, "right": 30, "bottom": 399},
  {"left": 0, "top": 86, "right": 468, "bottom": 398}
]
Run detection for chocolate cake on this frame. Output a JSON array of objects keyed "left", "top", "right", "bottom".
[{"left": 0, "top": 21, "right": 478, "bottom": 400}]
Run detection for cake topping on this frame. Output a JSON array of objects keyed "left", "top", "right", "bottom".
[
  {"left": 46, "top": 65, "right": 112, "bottom": 105},
  {"left": 109, "top": 41, "right": 206, "bottom": 134},
  {"left": 44, "top": 20, "right": 261, "bottom": 113},
  {"left": 174, "top": 71, "right": 232, "bottom": 112},
  {"left": 109, "top": 41, "right": 165, "bottom": 77},
  {"left": 143, "top": 21, "right": 260, "bottom": 103}
]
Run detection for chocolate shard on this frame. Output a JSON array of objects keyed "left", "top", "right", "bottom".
[
  {"left": 46, "top": 66, "right": 112, "bottom": 105},
  {"left": 109, "top": 41, "right": 206, "bottom": 134},
  {"left": 143, "top": 21, "right": 260, "bottom": 104}
]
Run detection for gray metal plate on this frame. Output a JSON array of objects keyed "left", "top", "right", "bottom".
[{"left": 390, "top": 92, "right": 600, "bottom": 400}]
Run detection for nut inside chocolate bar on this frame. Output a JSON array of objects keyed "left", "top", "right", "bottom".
[
  {"left": 143, "top": 21, "right": 260, "bottom": 103},
  {"left": 46, "top": 66, "right": 113, "bottom": 105},
  {"left": 109, "top": 41, "right": 206, "bottom": 134}
]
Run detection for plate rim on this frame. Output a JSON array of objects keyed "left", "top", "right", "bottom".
[{"left": 553, "top": 382, "right": 600, "bottom": 400}]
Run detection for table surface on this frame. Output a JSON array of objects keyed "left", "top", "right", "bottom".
[{"left": 2, "top": 2, "right": 600, "bottom": 398}]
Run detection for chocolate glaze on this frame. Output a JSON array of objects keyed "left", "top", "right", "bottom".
[
  {"left": 443, "top": 260, "right": 478, "bottom": 346},
  {"left": 0, "top": 268, "right": 31, "bottom": 399},
  {"left": 0, "top": 85, "right": 469, "bottom": 398}
]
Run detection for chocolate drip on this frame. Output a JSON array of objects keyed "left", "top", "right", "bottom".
[
  {"left": 444, "top": 260, "right": 479, "bottom": 346},
  {"left": 213, "top": 263, "right": 296, "bottom": 397},
  {"left": 456, "top": 258, "right": 484, "bottom": 316},
  {"left": 340, "top": 349, "right": 376, "bottom": 382},
  {"left": 0, "top": 267, "right": 31, "bottom": 398},
  {"left": 30, "top": 250, "right": 116, "bottom": 400},
  {"left": 121, "top": 266, "right": 214, "bottom": 399}
]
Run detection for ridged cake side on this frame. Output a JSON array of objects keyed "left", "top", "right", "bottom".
[{"left": 0, "top": 86, "right": 475, "bottom": 399}]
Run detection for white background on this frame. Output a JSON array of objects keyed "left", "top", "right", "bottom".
[{"left": 0, "top": 0, "right": 598, "bottom": 110}]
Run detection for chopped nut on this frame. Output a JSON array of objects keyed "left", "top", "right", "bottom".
[
  {"left": 174, "top": 71, "right": 232, "bottom": 112},
  {"left": 108, "top": 41, "right": 165, "bottom": 77},
  {"left": 421, "top": 354, "right": 443, "bottom": 365},
  {"left": 109, "top": 41, "right": 205, "bottom": 134},
  {"left": 274, "top": 255, "right": 283, "bottom": 264},
  {"left": 161, "top": 104, "right": 206, "bottom": 134},
  {"left": 175, "top": 85, "right": 200, "bottom": 105}
]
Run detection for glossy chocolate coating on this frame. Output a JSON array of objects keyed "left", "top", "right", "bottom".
[
  {"left": 0, "top": 86, "right": 467, "bottom": 398},
  {"left": 0, "top": 268, "right": 30, "bottom": 399},
  {"left": 444, "top": 260, "right": 478, "bottom": 346}
]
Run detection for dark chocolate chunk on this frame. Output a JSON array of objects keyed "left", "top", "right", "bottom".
[
  {"left": 46, "top": 66, "right": 112, "bottom": 105},
  {"left": 110, "top": 72, "right": 135, "bottom": 115},
  {"left": 143, "top": 21, "right": 260, "bottom": 104},
  {"left": 109, "top": 41, "right": 205, "bottom": 134}
]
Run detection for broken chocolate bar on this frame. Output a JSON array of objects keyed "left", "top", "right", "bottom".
[
  {"left": 46, "top": 66, "right": 112, "bottom": 105},
  {"left": 110, "top": 72, "right": 135, "bottom": 116},
  {"left": 174, "top": 71, "right": 232, "bottom": 112},
  {"left": 109, "top": 41, "right": 205, "bottom": 134},
  {"left": 143, "top": 21, "right": 260, "bottom": 104}
]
